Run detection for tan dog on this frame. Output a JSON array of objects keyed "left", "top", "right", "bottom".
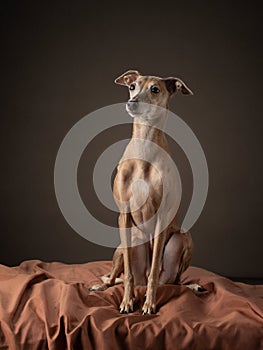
[{"left": 90, "top": 70, "right": 199, "bottom": 314}]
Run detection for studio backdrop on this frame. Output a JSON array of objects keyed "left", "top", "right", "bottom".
[{"left": 1, "top": 1, "right": 262, "bottom": 278}]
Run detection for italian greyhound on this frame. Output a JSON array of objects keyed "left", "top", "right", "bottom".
[{"left": 90, "top": 70, "right": 202, "bottom": 314}]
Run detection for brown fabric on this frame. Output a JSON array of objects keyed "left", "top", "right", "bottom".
[{"left": 0, "top": 260, "right": 262, "bottom": 350}]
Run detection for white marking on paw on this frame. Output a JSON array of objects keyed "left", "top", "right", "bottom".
[
  {"left": 100, "top": 276, "right": 123, "bottom": 284},
  {"left": 186, "top": 283, "right": 203, "bottom": 291},
  {"left": 90, "top": 284, "right": 103, "bottom": 291}
]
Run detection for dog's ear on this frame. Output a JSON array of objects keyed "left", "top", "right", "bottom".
[
  {"left": 163, "top": 77, "right": 193, "bottom": 96},
  {"left": 114, "top": 70, "right": 141, "bottom": 86}
]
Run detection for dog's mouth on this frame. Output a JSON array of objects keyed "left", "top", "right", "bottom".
[
  {"left": 128, "top": 111, "right": 143, "bottom": 116},
  {"left": 126, "top": 103, "right": 146, "bottom": 117},
  {"left": 125, "top": 102, "right": 164, "bottom": 120}
]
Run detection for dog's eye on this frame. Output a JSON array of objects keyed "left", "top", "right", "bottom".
[
  {"left": 129, "top": 84, "right": 136, "bottom": 91},
  {"left": 151, "top": 86, "right": 160, "bottom": 94}
]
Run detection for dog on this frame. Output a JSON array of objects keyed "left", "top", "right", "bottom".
[{"left": 90, "top": 70, "right": 202, "bottom": 314}]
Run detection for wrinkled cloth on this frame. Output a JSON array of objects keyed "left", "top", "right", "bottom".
[{"left": 0, "top": 260, "right": 262, "bottom": 350}]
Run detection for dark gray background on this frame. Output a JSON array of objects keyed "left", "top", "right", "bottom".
[{"left": 1, "top": 1, "right": 262, "bottom": 277}]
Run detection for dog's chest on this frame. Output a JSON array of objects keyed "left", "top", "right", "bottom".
[{"left": 114, "top": 153, "right": 178, "bottom": 233}]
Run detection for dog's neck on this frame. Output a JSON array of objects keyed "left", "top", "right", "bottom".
[{"left": 131, "top": 113, "right": 170, "bottom": 152}]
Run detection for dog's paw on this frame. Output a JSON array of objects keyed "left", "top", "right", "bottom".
[
  {"left": 186, "top": 283, "right": 206, "bottom": 292},
  {"left": 89, "top": 284, "right": 107, "bottom": 291},
  {"left": 101, "top": 275, "right": 123, "bottom": 285},
  {"left": 119, "top": 297, "right": 134, "bottom": 314},
  {"left": 142, "top": 299, "right": 156, "bottom": 315}
]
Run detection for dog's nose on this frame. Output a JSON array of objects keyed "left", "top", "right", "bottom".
[{"left": 127, "top": 99, "right": 138, "bottom": 110}]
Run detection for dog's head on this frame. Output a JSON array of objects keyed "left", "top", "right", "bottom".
[{"left": 115, "top": 70, "right": 193, "bottom": 119}]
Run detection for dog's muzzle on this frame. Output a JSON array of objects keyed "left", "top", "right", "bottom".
[{"left": 126, "top": 99, "right": 139, "bottom": 112}]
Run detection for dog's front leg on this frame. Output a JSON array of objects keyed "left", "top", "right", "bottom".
[
  {"left": 119, "top": 213, "right": 134, "bottom": 313},
  {"left": 142, "top": 217, "right": 166, "bottom": 315}
]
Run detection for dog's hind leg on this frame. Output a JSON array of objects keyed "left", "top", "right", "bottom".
[
  {"left": 159, "top": 230, "right": 193, "bottom": 284},
  {"left": 89, "top": 248, "right": 124, "bottom": 291},
  {"left": 159, "top": 230, "right": 205, "bottom": 291}
]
